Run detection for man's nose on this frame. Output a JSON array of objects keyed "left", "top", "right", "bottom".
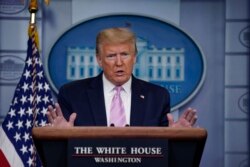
[{"left": 115, "top": 55, "right": 123, "bottom": 65}]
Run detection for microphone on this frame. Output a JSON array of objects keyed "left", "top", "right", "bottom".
[{"left": 109, "top": 124, "right": 130, "bottom": 127}]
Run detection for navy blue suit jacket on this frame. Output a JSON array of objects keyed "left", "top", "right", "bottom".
[{"left": 57, "top": 73, "right": 170, "bottom": 126}]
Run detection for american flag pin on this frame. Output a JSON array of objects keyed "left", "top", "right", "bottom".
[{"left": 140, "top": 95, "right": 145, "bottom": 99}]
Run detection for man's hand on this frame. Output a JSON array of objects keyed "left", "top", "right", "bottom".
[
  {"left": 46, "top": 103, "right": 77, "bottom": 128},
  {"left": 167, "top": 108, "right": 197, "bottom": 128}
]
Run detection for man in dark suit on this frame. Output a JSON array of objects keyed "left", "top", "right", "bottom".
[{"left": 47, "top": 27, "right": 197, "bottom": 128}]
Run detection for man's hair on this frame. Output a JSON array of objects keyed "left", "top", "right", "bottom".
[{"left": 96, "top": 27, "right": 137, "bottom": 55}]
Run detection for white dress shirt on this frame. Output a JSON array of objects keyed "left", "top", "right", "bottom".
[{"left": 102, "top": 75, "right": 132, "bottom": 126}]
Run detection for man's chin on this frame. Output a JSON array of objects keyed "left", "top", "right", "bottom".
[{"left": 113, "top": 77, "right": 129, "bottom": 85}]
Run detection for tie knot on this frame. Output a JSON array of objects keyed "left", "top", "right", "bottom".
[{"left": 115, "top": 86, "right": 122, "bottom": 94}]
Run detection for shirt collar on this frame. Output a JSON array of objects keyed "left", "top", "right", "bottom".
[{"left": 102, "top": 74, "right": 132, "bottom": 94}]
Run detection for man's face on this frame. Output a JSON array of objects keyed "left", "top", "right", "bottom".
[{"left": 97, "top": 43, "right": 136, "bottom": 86}]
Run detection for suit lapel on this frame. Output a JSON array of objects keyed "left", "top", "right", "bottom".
[
  {"left": 130, "top": 77, "right": 147, "bottom": 126},
  {"left": 87, "top": 74, "right": 107, "bottom": 126}
]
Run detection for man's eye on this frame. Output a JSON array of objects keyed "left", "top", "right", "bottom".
[
  {"left": 121, "top": 53, "right": 129, "bottom": 58},
  {"left": 108, "top": 54, "right": 116, "bottom": 57},
  {"left": 107, "top": 54, "right": 116, "bottom": 59}
]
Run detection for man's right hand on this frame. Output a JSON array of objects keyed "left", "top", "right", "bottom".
[{"left": 46, "top": 103, "right": 77, "bottom": 128}]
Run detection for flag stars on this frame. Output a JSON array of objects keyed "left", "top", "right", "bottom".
[
  {"left": 36, "top": 95, "right": 41, "bottom": 104},
  {"left": 23, "top": 132, "right": 30, "bottom": 142},
  {"left": 13, "top": 97, "right": 18, "bottom": 105},
  {"left": 35, "top": 57, "right": 40, "bottom": 65},
  {"left": 23, "top": 70, "right": 31, "bottom": 79},
  {"left": 43, "top": 95, "right": 50, "bottom": 104},
  {"left": 14, "top": 132, "right": 21, "bottom": 142},
  {"left": 20, "top": 145, "right": 28, "bottom": 154},
  {"left": 29, "top": 82, "right": 35, "bottom": 91},
  {"left": 29, "top": 145, "right": 34, "bottom": 154},
  {"left": 27, "top": 157, "right": 34, "bottom": 167},
  {"left": 8, "top": 108, "right": 16, "bottom": 118},
  {"left": 15, "top": 120, "right": 23, "bottom": 129},
  {"left": 35, "top": 108, "right": 40, "bottom": 115},
  {"left": 26, "top": 58, "right": 32, "bottom": 67},
  {"left": 38, "top": 58, "right": 43, "bottom": 66},
  {"left": 20, "top": 95, "right": 27, "bottom": 105},
  {"left": 26, "top": 107, "right": 33, "bottom": 117},
  {"left": 6, "top": 121, "right": 13, "bottom": 130},
  {"left": 41, "top": 107, "right": 47, "bottom": 117},
  {"left": 37, "top": 83, "right": 43, "bottom": 91},
  {"left": 25, "top": 120, "right": 32, "bottom": 129},
  {"left": 44, "top": 82, "right": 50, "bottom": 92},
  {"left": 18, "top": 107, "right": 25, "bottom": 117},
  {"left": 37, "top": 71, "right": 43, "bottom": 79},
  {"left": 39, "top": 119, "right": 47, "bottom": 127},
  {"left": 22, "top": 82, "right": 29, "bottom": 92},
  {"left": 28, "top": 95, "right": 34, "bottom": 104}
]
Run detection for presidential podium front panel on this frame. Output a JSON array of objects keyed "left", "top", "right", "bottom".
[{"left": 32, "top": 127, "right": 207, "bottom": 167}]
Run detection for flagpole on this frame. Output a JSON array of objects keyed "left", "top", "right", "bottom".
[
  {"left": 28, "top": 0, "right": 39, "bottom": 130},
  {"left": 28, "top": 1, "right": 52, "bottom": 166},
  {"left": 28, "top": 1, "right": 40, "bottom": 166},
  {"left": 28, "top": 0, "right": 51, "bottom": 125}
]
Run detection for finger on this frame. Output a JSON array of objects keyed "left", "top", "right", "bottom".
[
  {"left": 44, "top": 123, "right": 51, "bottom": 127},
  {"left": 55, "top": 103, "right": 63, "bottom": 116},
  {"left": 48, "top": 105, "right": 54, "bottom": 112},
  {"left": 190, "top": 115, "right": 198, "bottom": 126},
  {"left": 185, "top": 108, "right": 196, "bottom": 122},
  {"left": 47, "top": 105, "right": 54, "bottom": 123},
  {"left": 69, "top": 113, "right": 77, "bottom": 127},
  {"left": 167, "top": 113, "right": 174, "bottom": 127},
  {"left": 50, "top": 105, "right": 58, "bottom": 119},
  {"left": 180, "top": 108, "right": 192, "bottom": 119},
  {"left": 46, "top": 112, "right": 54, "bottom": 124}
]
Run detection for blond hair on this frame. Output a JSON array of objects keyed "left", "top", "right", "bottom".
[{"left": 96, "top": 27, "right": 137, "bottom": 55}]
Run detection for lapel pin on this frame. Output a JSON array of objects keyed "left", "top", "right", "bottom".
[{"left": 140, "top": 95, "right": 145, "bottom": 99}]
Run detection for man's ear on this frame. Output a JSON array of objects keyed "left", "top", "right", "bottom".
[{"left": 96, "top": 55, "right": 102, "bottom": 67}]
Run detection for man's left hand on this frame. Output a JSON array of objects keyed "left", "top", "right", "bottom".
[{"left": 167, "top": 108, "right": 198, "bottom": 128}]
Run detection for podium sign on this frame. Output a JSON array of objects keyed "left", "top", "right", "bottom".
[
  {"left": 32, "top": 127, "right": 207, "bottom": 167},
  {"left": 68, "top": 138, "right": 168, "bottom": 167}
]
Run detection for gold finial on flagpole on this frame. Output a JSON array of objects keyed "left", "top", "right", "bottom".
[
  {"left": 28, "top": 0, "right": 39, "bottom": 49},
  {"left": 28, "top": 0, "right": 51, "bottom": 48},
  {"left": 29, "top": 0, "right": 38, "bottom": 25},
  {"left": 29, "top": 0, "right": 38, "bottom": 13},
  {"left": 29, "top": 0, "right": 50, "bottom": 24}
]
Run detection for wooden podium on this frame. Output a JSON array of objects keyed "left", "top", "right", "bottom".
[{"left": 32, "top": 127, "right": 207, "bottom": 167}]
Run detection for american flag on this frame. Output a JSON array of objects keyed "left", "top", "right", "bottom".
[{"left": 0, "top": 25, "right": 54, "bottom": 167}]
